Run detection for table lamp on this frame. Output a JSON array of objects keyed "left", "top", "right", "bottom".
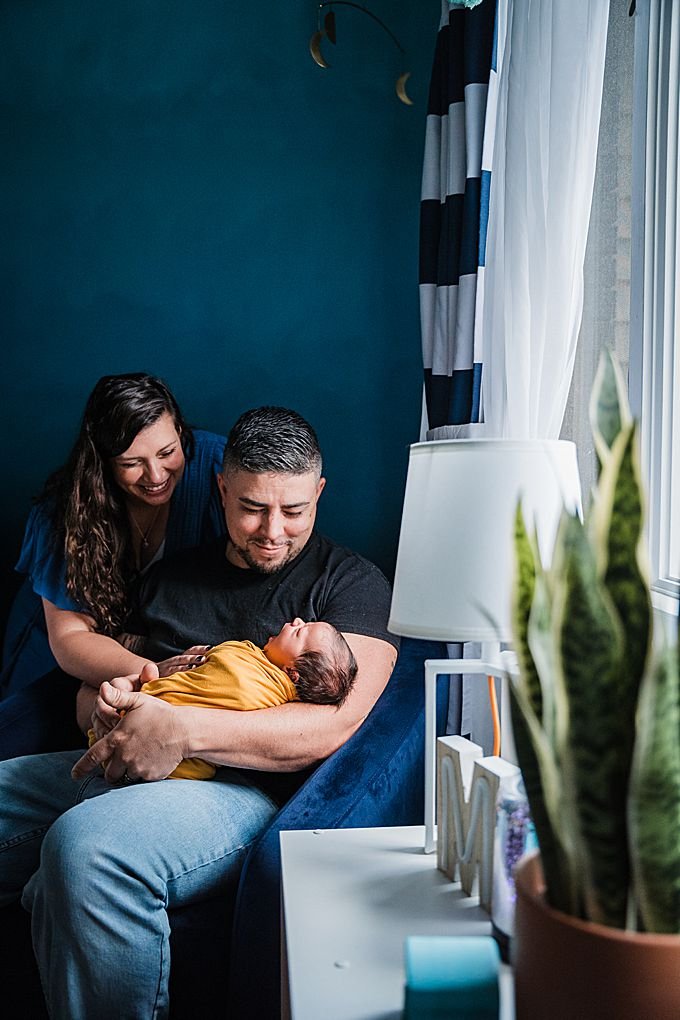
[{"left": 388, "top": 439, "right": 581, "bottom": 853}]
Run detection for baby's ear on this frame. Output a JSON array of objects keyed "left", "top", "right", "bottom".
[{"left": 284, "top": 667, "right": 300, "bottom": 683}]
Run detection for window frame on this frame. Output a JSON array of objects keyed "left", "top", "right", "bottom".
[{"left": 629, "top": 0, "right": 679, "bottom": 617}]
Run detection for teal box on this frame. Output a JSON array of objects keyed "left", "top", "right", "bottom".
[{"left": 403, "top": 935, "right": 500, "bottom": 1019}]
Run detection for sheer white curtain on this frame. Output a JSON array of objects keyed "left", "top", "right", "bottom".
[
  {"left": 451, "top": 0, "right": 611, "bottom": 748},
  {"left": 480, "top": 0, "right": 610, "bottom": 439},
  {"left": 562, "top": 2, "right": 633, "bottom": 512}
]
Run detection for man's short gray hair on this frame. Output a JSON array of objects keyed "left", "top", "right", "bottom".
[{"left": 222, "top": 406, "right": 322, "bottom": 478}]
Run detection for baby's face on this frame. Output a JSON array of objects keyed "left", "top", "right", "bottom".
[{"left": 264, "top": 618, "right": 335, "bottom": 668}]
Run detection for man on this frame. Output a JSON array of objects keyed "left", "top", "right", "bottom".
[{"left": 0, "top": 407, "right": 398, "bottom": 1019}]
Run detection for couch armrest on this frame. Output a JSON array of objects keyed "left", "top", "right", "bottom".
[{"left": 226, "top": 637, "right": 449, "bottom": 1019}]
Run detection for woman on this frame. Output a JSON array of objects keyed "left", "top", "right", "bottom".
[{"left": 0, "top": 372, "right": 227, "bottom": 757}]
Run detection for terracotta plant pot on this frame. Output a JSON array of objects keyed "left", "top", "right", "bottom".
[{"left": 512, "top": 851, "right": 680, "bottom": 1020}]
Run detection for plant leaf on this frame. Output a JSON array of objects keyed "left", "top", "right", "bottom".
[
  {"left": 629, "top": 643, "right": 680, "bottom": 933},
  {"left": 592, "top": 423, "right": 652, "bottom": 737},
  {"left": 509, "top": 503, "right": 578, "bottom": 913},
  {"left": 589, "top": 348, "right": 632, "bottom": 471},
  {"left": 509, "top": 679, "right": 578, "bottom": 914},
  {"left": 536, "top": 511, "right": 578, "bottom": 751},
  {"left": 553, "top": 514, "right": 628, "bottom": 927},
  {"left": 511, "top": 504, "right": 541, "bottom": 717}
]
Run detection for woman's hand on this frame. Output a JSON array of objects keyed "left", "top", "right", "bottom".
[{"left": 156, "top": 645, "right": 211, "bottom": 677}]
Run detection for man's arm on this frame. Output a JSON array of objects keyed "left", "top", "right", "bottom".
[
  {"left": 72, "top": 635, "right": 397, "bottom": 782},
  {"left": 187, "top": 633, "right": 397, "bottom": 769}
]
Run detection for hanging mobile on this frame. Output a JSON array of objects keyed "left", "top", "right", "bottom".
[{"left": 309, "top": 2, "right": 413, "bottom": 106}]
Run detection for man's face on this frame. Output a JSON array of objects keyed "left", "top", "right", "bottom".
[{"left": 218, "top": 469, "right": 326, "bottom": 573}]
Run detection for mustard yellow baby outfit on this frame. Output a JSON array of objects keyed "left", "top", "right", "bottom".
[
  {"left": 89, "top": 641, "right": 296, "bottom": 781},
  {"left": 142, "top": 640, "right": 297, "bottom": 779}
]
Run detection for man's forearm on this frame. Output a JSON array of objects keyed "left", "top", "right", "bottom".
[
  {"left": 179, "top": 701, "right": 359, "bottom": 771},
  {"left": 179, "top": 635, "right": 397, "bottom": 771}
]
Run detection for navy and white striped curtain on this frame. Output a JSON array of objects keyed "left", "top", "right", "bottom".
[
  {"left": 420, "top": 0, "right": 609, "bottom": 444},
  {"left": 419, "top": 0, "right": 497, "bottom": 433}
]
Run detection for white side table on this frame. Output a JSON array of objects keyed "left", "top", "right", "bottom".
[{"left": 280, "top": 825, "right": 514, "bottom": 1020}]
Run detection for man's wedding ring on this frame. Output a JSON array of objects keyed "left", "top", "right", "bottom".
[{"left": 122, "top": 771, "right": 135, "bottom": 785}]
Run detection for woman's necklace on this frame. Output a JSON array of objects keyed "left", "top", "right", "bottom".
[{"left": 129, "top": 505, "right": 162, "bottom": 548}]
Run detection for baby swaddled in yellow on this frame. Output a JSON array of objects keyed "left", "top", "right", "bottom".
[{"left": 90, "top": 618, "right": 357, "bottom": 780}]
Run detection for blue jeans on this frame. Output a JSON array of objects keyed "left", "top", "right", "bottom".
[{"left": 0, "top": 751, "right": 278, "bottom": 1019}]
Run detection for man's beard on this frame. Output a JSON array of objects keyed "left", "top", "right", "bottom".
[{"left": 230, "top": 540, "right": 296, "bottom": 574}]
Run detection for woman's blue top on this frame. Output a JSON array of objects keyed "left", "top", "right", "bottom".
[{"left": 2, "top": 430, "right": 226, "bottom": 693}]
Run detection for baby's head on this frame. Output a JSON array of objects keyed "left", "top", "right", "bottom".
[{"left": 263, "top": 618, "right": 357, "bottom": 708}]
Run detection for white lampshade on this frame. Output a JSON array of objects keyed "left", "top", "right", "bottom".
[{"left": 389, "top": 439, "right": 582, "bottom": 643}]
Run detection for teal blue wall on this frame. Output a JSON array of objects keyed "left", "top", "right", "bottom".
[{"left": 2, "top": 1, "right": 435, "bottom": 621}]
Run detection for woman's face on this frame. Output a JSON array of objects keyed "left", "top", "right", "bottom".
[{"left": 110, "top": 411, "right": 186, "bottom": 507}]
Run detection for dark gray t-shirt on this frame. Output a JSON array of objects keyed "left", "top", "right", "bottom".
[{"left": 128, "top": 531, "right": 399, "bottom": 661}]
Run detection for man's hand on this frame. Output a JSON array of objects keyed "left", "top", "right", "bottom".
[
  {"left": 91, "top": 661, "right": 159, "bottom": 737},
  {"left": 89, "top": 646, "right": 210, "bottom": 739},
  {"left": 72, "top": 675, "right": 189, "bottom": 784},
  {"left": 89, "top": 672, "right": 143, "bottom": 741},
  {"left": 75, "top": 647, "right": 210, "bottom": 736}
]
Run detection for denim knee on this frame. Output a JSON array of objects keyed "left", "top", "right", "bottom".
[{"left": 26, "top": 808, "right": 97, "bottom": 919}]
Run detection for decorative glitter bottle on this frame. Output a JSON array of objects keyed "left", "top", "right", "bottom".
[{"left": 491, "top": 770, "right": 536, "bottom": 963}]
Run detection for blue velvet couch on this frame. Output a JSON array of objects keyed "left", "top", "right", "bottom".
[{"left": 3, "top": 636, "right": 448, "bottom": 1019}]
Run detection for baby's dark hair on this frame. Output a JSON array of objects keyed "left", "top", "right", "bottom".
[{"left": 292, "top": 628, "right": 358, "bottom": 708}]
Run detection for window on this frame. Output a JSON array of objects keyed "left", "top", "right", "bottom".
[
  {"left": 562, "top": 0, "right": 679, "bottom": 618},
  {"left": 561, "top": 1, "right": 634, "bottom": 507},
  {"left": 629, "top": 0, "right": 679, "bottom": 615}
]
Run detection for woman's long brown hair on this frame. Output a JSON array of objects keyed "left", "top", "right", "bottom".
[{"left": 40, "top": 373, "right": 193, "bottom": 634}]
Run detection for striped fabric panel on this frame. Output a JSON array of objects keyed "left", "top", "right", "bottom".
[
  {"left": 472, "top": 0, "right": 503, "bottom": 422},
  {"left": 419, "top": 0, "right": 497, "bottom": 430}
]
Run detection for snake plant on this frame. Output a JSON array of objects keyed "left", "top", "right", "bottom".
[{"left": 509, "top": 349, "right": 680, "bottom": 933}]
